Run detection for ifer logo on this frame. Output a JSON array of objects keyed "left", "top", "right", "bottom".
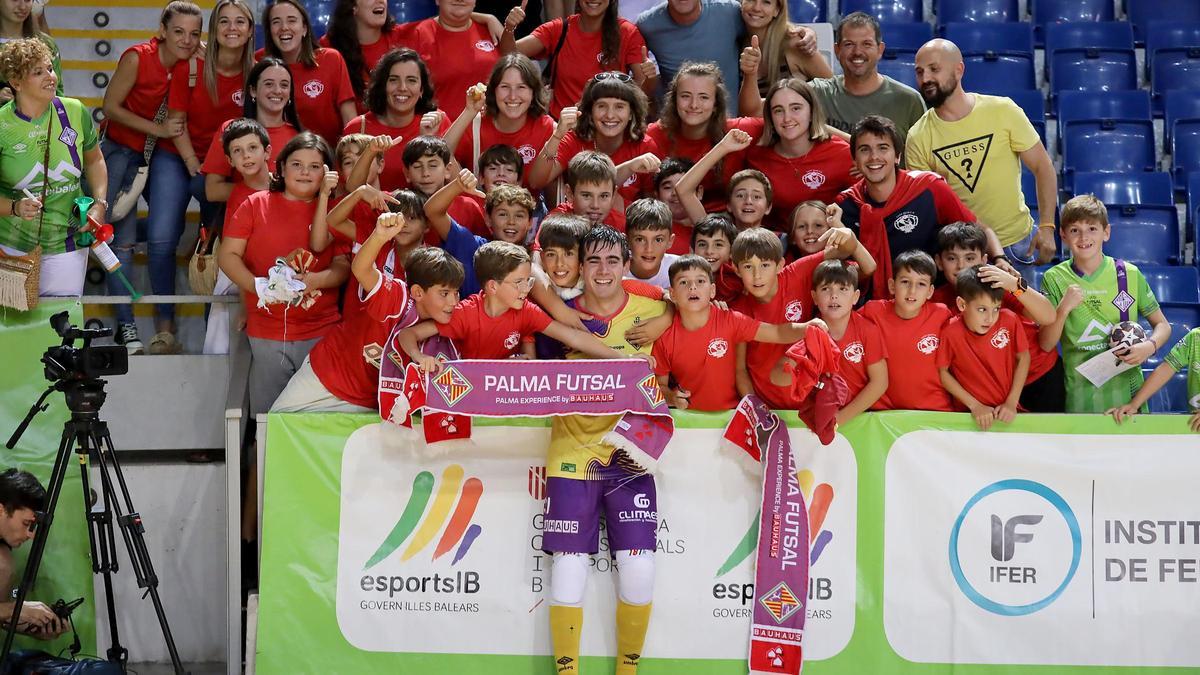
[
  {"left": 431, "top": 365, "right": 473, "bottom": 406},
  {"left": 364, "top": 464, "right": 484, "bottom": 568},
  {"left": 716, "top": 469, "right": 834, "bottom": 577},
  {"left": 759, "top": 581, "right": 803, "bottom": 623},
  {"left": 637, "top": 373, "right": 665, "bottom": 407},
  {"left": 948, "top": 479, "right": 1081, "bottom": 616}
]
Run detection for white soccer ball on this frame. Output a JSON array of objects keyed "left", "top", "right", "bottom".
[{"left": 1108, "top": 321, "right": 1147, "bottom": 351}]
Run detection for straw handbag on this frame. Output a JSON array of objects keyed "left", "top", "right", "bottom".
[
  {"left": 0, "top": 108, "right": 53, "bottom": 311},
  {"left": 187, "top": 227, "right": 220, "bottom": 295}
]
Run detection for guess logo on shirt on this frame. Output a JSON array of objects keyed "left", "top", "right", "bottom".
[
  {"left": 990, "top": 328, "right": 1010, "bottom": 349},
  {"left": 843, "top": 341, "right": 864, "bottom": 363},
  {"left": 784, "top": 300, "right": 804, "bottom": 322},
  {"left": 232, "top": 89, "right": 244, "bottom": 106},
  {"left": 518, "top": 144, "right": 537, "bottom": 164},
  {"left": 303, "top": 80, "right": 325, "bottom": 98},
  {"left": 707, "top": 338, "right": 729, "bottom": 358},
  {"left": 917, "top": 334, "right": 939, "bottom": 355},
  {"left": 504, "top": 331, "right": 520, "bottom": 350},
  {"left": 475, "top": 40, "right": 496, "bottom": 52},
  {"left": 801, "top": 169, "right": 826, "bottom": 189}
]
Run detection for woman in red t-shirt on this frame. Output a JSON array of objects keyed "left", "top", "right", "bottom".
[
  {"left": 404, "top": 0, "right": 501, "bottom": 121},
  {"left": 203, "top": 57, "right": 302, "bottom": 204},
  {"left": 341, "top": 48, "right": 450, "bottom": 192},
  {"left": 100, "top": 0, "right": 203, "bottom": 354},
  {"left": 443, "top": 53, "right": 555, "bottom": 185},
  {"left": 217, "top": 131, "right": 349, "bottom": 416},
  {"left": 500, "top": 0, "right": 654, "bottom": 117},
  {"left": 647, "top": 62, "right": 762, "bottom": 211},
  {"left": 743, "top": 78, "right": 853, "bottom": 230},
  {"left": 260, "top": 0, "right": 356, "bottom": 147},
  {"left": 528, "top": 72, "right": 658, "bottom": 205}
]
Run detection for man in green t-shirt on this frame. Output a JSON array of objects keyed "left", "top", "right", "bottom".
[
  {"left": 808, "top": 12, "right": 925, "bottom": 143},
  {"left": 1109, "top": 327, "right": 1200, "bottom": 431},
  {"left": 1039, "top": 195, "right": 1172, "bottom": 413}
]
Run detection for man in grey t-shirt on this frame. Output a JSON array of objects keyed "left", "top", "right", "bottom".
[
  {"left": 809, "top": 12, "right": 925, "bottom": 143},
  {"left": 637, "top": 0, "right": 745, "bottom": 115}
]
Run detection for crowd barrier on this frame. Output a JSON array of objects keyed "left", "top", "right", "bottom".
[{"left": 254, "top": 408, "right": 1199, "bottom": 674}]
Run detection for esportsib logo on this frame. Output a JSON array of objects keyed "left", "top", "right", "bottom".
[
  {"left": 364, "top": 464, "right": 484, "bottom": 568},
  {"left": 948, "top": 479, "right": 1081, "bottom": 616},
  {"left": 716, "top": 469, "right": 834, "bottom": 577}
]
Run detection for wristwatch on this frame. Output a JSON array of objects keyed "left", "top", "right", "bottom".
[{"left": 1012, "top": 275, "right": 1029, "bottom": 297}]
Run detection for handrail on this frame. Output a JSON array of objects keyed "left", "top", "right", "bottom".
[{"left": 78, "top": 294, "right": 241, "bottom": 304}]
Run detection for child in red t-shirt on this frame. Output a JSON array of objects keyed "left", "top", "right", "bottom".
[
  {"left": 220, "top": 120, "right": 273, "bottom": 231},
  {"left": 654, "top": 158, "right": 698, "bottom": 255},
  {"left": 625, "top": 199, "right": 678, "bottom": 289},
  {"left": 546, "top": 151, "right": 628, "bottom": 231},
  {"left": 938, "top": 266, "right": 1031, "bottom": 430},
  {"left": 861, "top": 250, "right": 953, "bottom": 412},
  {"left": 652, "top": 255, "right": 825, "bottom": 411},
  {"left": 397, "top": 241, "right": 634, "bottom": 366},
  {"left": 932, "top": 222, "right": 1064, "bottom": 413},
  {"left": 272, "top": 212, "right": 467, "bottom": 412},
  {"left": 690, "top": 215, "right": 742, "bottom": 303},
  {"left": 334, "top": 133, "right": 384, "bottom": 197},
  {"left": 676, "top": 129, "right": 772, "bottom": 232},
  {"left": 773, "top": 260, "right": 888, "bottom": 424}
]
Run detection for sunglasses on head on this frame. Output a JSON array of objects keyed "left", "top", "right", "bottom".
[{"left": 591, "top": 71, "right": 633, "bottom": 84}]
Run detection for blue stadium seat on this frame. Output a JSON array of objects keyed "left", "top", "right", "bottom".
[
  {"left": 1170, "top": 119, "right": 1200, "bottom": 191},
  {"left": 1031, "top": 0, "right": 1115, "bottom": 47},
  {"left": 1145, "top": 369, "right": 1192, "bottom": 413},
  {"left": 936, "top": 0, "right": 1018, "bottom": 25},
  {"left": 1161, "top": 302, "right": 1200, "bottom": 336},
  {"left": 944, "top": 22, "right": 1033, "bottom": 55},
  {"left": 1021, "top": 169, "right": 1038, "bottom": 209},
  {"left": 1101, "top": 206, "right": 1180, "bottom": 265},
  {"left": 1152, "top": 49, "right": 1200, "bottom": 115},
  {"left": 1044, "top": 22, "right": 1134, "bottom": 79},
  {"left": 1025, "top": 263, "right": 1053, "bottom": 291},
  {"left": 876, "top": 53, "right": 917, "bottom": 88},
  {"left": 1144, "top": 21, "right": 1200, "bottom": 78},
  {"left": 392, "top": 0, "right": 436, "bottom": 23},
  {"left": 1061, "top": 120, "right": 1156, "bottom": 177},
  {"left": 880, "top": 22, "right": 933, "bottom": 53},
  {"left": 842, "top": 0, "right": 923, "bottom": 23},
  {"left": 1127, "top": 0, "right": 1200, "bottom": 45},
  {"left": 1139, "top": 266, "right": 1200, "bottom": 304},
  {"left": 1049, "top": 49, "right": 1138, "bottom": 104},
  {"left": 1163, "top": 91, "right": 1200, "bottom": 153},
  {"left": 788, "top": 0, "right": 826, "bottom": 22},
  {"left": 963, "top": 54, "right": 1036, "bottom": 93},
  {"left": 1006, "top": 90, "right": 1046, "bottom": 143},
  {"left": 1070, "top": 172, "right": 1174, "bottom": 205},
  {"left": 1055, "top": 90, "right": 1151, "bottom": 146},
  {"left": 1187, "top": 171, "right": 1200, "bottom": 228}
]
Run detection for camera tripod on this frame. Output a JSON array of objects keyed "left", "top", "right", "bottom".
[{"left": 3, "top": 376, "right": 186, "bottom": 674}]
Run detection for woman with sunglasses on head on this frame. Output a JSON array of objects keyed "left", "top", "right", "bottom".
[
  {"left": 100, "top": 0, "right": 202, "bottom": 355},
  {"left": 260, "top": 0, "right": 356, "bottom": 148},
  {"left": 500, "top": 0, "right": 655, "bottom": 118},
  {"left": 203, "top": 57, "right": 302, "bottom": 203},
  {"left": 0, "top": 0, "right": 61, "bottom": 105},
  {"left": 442, "top": 53, "right": 555, "bottom": 185},
  {"left": 528, "top": 71, "right": 658, "bottom": 205}
]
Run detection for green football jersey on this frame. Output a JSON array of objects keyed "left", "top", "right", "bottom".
[
  {"left": 0, "top": 96, "right": 98, "bottom": 255},
  {"left": 1164, "top": 327, "right": 1200, "bottom": 412},
  {"left": 1041, "top": 256, "right": 1160, "bottom": 413}
]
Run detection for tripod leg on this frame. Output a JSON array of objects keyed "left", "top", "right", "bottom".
[
  {"left": 78, "top": 446, "right": 127, "bottom": 668},
  {"left": 89, "top": 422, "right": 187, "bottom": 675},
  {"left": 1, "top": 421, "right": 84, "bottom": 663}
]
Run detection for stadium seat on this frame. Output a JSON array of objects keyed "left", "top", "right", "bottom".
[
  {"left": 1100, "top": 206, "right": 1180, "bottom": 265},
  {"left": 1025, "top": 263, "right": 1053, "bottom": 291},
  {"left": 935, "top": 0, "right": 1018, "bottom": 25},
  {"left": 944, "top": 22, "right": 1033, "bottom": 55},
  {"left": 880, "top": 22, "right": 933, "bottom": 53},
  {"left": 1049, "top": 49, "right": 1138, "bottom": 103},
  {"left": 1152, "top": 49, "right": 1200, "bottom": 115},
  {"left": 1170, "top": 119, "right": 1200, "bottom": 191},
  {"left": 1031, "top": 0, "right": 1116, "bottom": 47},
  {"left": 1004, "top": 90, "right": 1046, "bottom": 144},
  {"left": 876, "top": 52, "right": 917, "bottom": 88},
  {"left": 1145, "top": 369, "right": 1192, "bottom": 413},
  {"left": 1061, "top": 120, "right": 1156, "bottom": 177},
  {"left": 1055, "top": 90, "right": 1151, "bottom": 147},
  {"left": 1161, "top": 302, "right": 1200, "bottom": 335},
  {"left": 1163, "top": 91, "right": 1200, "bottom": 153},
  {"left": 842, "top": 0, "right": 923, "bottom": 23},
  {"left": 1070, "top": 172, "right": 1174, "bottom": 205},
  {"left": 1139, "top": 266, "right": 1200, "bottom": 304},
  {"left": 392, "top": 0, "right": 436, "bottom": 23},
  {"left": 1044, "top": 22, "right": 1134, "bottom": 79},
  {"left": 962, "top": 54, "right": 1036, "bottom": 93},
  {"left": 1187, "top": 171, "right": 1200, "bottom": 228},
  {"left": 1127, "top": 0, "right": 1200, "bottom": 45},
  {"left": 788, "top": 0, "right": 826, "bottom": 22},
  {"left": 1144, "top": 21, "right": 1200, "bottom": 78}
]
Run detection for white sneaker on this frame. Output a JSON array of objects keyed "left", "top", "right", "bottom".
[{"left": 117, "top": 322, "right": 144, "bottom": 355}]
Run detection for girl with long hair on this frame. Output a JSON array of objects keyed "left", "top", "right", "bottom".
[{"left": 736, "top": 0, "right": 831, "bottom": 115}]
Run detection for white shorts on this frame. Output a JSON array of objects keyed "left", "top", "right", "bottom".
[
  {"left": 0, "top": 245, "right": 87, "bottom": 297},
  {"left": 271, "top": 356, "right": 376, "bottom": 414}
]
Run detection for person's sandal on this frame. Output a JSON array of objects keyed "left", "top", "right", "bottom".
[{"left": 148, "top": 331, "right": 183, "bottom": 355}]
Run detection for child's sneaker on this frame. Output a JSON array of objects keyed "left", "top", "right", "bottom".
[{"left": 117, "top": 322, "right": 144, "bottom": 356}]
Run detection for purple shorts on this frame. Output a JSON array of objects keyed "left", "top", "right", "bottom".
[{"left": 542, "top": 474, "right": 657, "bottom": 554}]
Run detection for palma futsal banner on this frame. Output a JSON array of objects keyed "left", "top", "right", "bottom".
[{"left": 256, "top": 410, "right": 1199, "bottom": 674}]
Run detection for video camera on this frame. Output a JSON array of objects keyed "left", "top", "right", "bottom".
[{"left": 41, "top": 312, "right": 127, "bottom": 383}]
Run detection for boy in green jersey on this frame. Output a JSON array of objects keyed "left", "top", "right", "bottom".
[
  {"left": 1108, "top": 327, "right": 1200, "bottom": 431},
  {"left": 1039, "top": 195, "right": 1171, "bottom": 413}
]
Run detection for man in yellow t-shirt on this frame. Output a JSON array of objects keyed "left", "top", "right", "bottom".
[
  {"left": 905, "top": 38, "right": 1058, "bottom": 265},
  {"left": 542, "top": 226, "right": 667, "bottom": 675}
]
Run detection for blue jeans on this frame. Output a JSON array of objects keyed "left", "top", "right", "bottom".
[
  {"left": 1003, "top": 219, "right": 1039, "bottom": 267},
  {"left": 146, "top": 148, "right": 220, "bottom": 323},
  {"left": 101, "top": 139, "right": 143, "bottom": 325}
]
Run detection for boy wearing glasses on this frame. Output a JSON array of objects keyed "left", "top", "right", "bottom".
[{"left": 397, "top": 241, "right": 633, "bottom": 363}]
